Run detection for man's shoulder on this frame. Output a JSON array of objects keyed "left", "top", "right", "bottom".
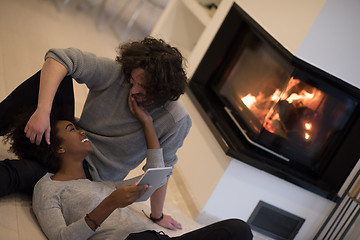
[{"left": 163, "top": 100, "right": 190, "bottom": 123}]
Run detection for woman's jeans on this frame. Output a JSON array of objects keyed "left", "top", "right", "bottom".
[{"left": 0, "top": 70, "right": 75, "bottom": 196}]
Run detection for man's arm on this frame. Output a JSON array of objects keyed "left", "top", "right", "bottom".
[
  {"left": 150, "top": 183, "right": 182, "bottom": 230},
  {"left": 25, "top": 58, "right": 67, "bottom": 145}
]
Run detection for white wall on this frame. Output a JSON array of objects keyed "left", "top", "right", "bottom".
[{"left": 296, "top": 0, "right": 360, "bottom": 89}]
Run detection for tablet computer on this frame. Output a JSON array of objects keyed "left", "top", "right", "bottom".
[{"left": 135, "top": 167, "right": 173, "bottom": 202}]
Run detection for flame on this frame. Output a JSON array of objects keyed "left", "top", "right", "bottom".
[
  {"left": 263, "top": 112, "right": 281, "bottom": 133},
  {"left": 271, "top": 89, "right": 282, "bottom": 101},
  {"left": 242, "top": 94, "right": 256, "bottom": 108},
  {"left": 240, "top": 77, "right": 322, "bottom": 141},
  {"left": 286, "top": 91, "right": 314, "bottom": 104}
]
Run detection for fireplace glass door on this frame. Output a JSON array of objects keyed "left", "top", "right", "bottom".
[{"left": 213, "top": 27, "right": 359, "bottom": 174}]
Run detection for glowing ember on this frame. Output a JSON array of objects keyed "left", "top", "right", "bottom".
[{"left": 304, "top": 123, "right": 312, "bottom": 130}]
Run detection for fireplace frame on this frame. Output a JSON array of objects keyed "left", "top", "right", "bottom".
[{"left": 187, "top": 3, "right": 360, "bottom": 201}]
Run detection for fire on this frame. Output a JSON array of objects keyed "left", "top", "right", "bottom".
[
  {"left": 286, "top": 91, "right": 314, "bottom": 104},
  {"left": 303, "top": 122, "right": 312, "bottom": 141},
  {"left": 242, "top": 94, "right": 256, "bottom": 108},
  {"left": 263, "top": 112, "right": 281, "bottom": 133},
  {"left": 238, "top": 76, "right": 325, "bottom": 143},
  {"left": 304, "top": 122, "right": 312, "bottom": 130},
  {"left": 271, "top": 89, "right": 282, "bottom": 101}
]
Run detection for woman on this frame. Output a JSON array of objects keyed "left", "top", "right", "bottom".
[{"left": 4, "top": 96, "right": 253, "bottom": 240}]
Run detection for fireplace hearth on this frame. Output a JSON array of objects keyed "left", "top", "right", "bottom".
[{"left": 188, "top": 3, "right": 360, "bottom": 201}]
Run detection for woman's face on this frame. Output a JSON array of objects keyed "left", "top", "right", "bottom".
[{"left": 55, "top": 120, "right": 93, "bottom": 156}]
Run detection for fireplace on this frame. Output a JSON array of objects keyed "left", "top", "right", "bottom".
[{"left": 187, "top": 3, "right": 360, "bottom": 201}]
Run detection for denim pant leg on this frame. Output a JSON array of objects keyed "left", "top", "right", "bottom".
[
  {"left": 0, "top": 70, "right": 75, "bottom": 197},
  {"left": 125, "top": 230, "right": 171, "bottom": 240},
  {"left": 125, "top": 219, "right": 253, "bottom": 240},
  {"left": 0, "top": 159, "right": 48, "bottom": 196},
  {"left": 173, "top": 219, "right": 253, "bottom": 240}
]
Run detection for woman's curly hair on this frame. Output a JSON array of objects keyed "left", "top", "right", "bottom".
[
  {"left": 116, "top": 37, "right": 188, "bottom": 107},
  {"left": 3, "top": 111, "right": 64, "bottom": 173}
]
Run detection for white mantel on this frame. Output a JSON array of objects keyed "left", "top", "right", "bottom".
[{"left": 152, "top": 0, "right": 360, "bottom": 239}]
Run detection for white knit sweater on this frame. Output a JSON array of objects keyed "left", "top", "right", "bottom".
[{"left": 33, "top": 169, "right": 166, "bottom": 240}]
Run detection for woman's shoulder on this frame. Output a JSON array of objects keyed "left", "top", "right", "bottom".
[
  {"left": 33, "top": 173, "right": 55, "bottom": 193},
  {"left": 35, "top": 172, "right": 53, "bottom": 184}
]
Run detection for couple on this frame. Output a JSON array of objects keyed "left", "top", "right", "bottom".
[
  {"left": 1, "top": 36, "right": 253, "bottom": 239},
  {"left": 6, "top": 92, "right": 252, "bottom": 240},
  {"left": 0, "top": 37, "right": 191, "bottom": 230}
]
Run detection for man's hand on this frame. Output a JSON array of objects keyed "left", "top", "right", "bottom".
[
  {"left": 24, "top": 108, "right": 51, "bottom": 145},
  {"left": 155, "top": 214, "right": 182, "bottom": 231}
]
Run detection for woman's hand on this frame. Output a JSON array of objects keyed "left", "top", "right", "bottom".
[
  {"left": 109, "top": 184, "right": 150, "bottom": 208},
  {"left": 86, "top": 184, "right": 150, "bottom": 231},
  {"left": 128, "top": 94, "right": 152, "bottom": 125},
  {"left": 24, "top": 108, "right": 51, "bottom": 145},
  {"left": 128, "top": 93, "right": 160, "bottom": 149}
]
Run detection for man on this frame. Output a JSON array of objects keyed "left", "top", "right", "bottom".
[{"left": 0, "top": 37, "right": 191, "bottom": 230}]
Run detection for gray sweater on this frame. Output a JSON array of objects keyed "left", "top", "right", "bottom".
[
  {"left": 45, "top": 48, "right": 192, "bottom": 181},
  {"left": 33, "top": 172, "right": 165, "bottom": 240}
]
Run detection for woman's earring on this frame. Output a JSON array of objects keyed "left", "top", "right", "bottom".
[{"left": 57, "top": 147, "right": 65, "bottom": 154}]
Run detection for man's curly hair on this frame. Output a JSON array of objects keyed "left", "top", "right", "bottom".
[
  {"left": 116, "top": 37, "right": 188, "bottom": 107},
  {"left": 3, "top": 111, "right": 63, "bottom": 173}
]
